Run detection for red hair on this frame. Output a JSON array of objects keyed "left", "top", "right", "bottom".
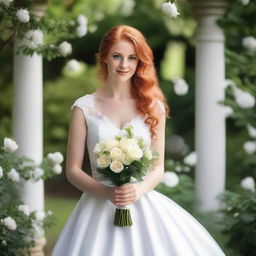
[{"left": 95, "top": 25, "right": 171, "bottom": 139}]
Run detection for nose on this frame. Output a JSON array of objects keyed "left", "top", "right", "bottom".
[{"left": 120, "top": 57, "right": 128, "bottom": 69}]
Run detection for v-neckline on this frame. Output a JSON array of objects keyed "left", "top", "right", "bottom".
[{"left": 89, "top": 93, "right": 142, "bottom": 131}]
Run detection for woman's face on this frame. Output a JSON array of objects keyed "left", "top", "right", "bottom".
[{"left": 104, "top": 40, "right": 139, "bottom": 81}]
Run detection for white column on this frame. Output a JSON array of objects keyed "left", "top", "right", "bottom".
[
  {"left": 12, "top": 3, "right": 47, "bottom": 255},
  {"left": 188, "top": 0, "right": 230, "bottom": 211}
]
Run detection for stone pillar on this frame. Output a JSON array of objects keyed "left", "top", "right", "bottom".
[
  {"left": 188, "top": 0, "right": 230, "bottom": 211},
  {"left": 13, "top": 3, "right": 47, "bottom": 255}
]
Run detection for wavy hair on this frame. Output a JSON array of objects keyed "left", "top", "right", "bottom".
[{"left": 95, "top": 25, "right": 171, "bottom": 139}]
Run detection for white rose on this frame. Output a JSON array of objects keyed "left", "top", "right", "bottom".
[
  {"left": 110, "top": 147, "right": 123, "bottom": 161},
  {"left": 161, "top": 171, "right": 179, "bottom": 187},
  {"left": 103, "top": 140, "right": 119, "bottom": 151},
  {"left": 240, "top": 176, "right": 255, "bottom": 192},
  {"left": 32, "top": 222, "right": 45, "bottom": 239},
  {"left": 110, "top": 160, "right": 124, "bottom": 173},
  {"left": 47, "top": 210, "right": 53, "bottom": 216},
  {"left": 32, "top": 167, "right": 44, "bottom": 180},
  {"left": 184, "top": 151, "right": 197, "bottom": 166},
  {"left": 121, "top": 153, "right": 133, "bottom": 165},
  {"left": 8, "top": 168, "right": 20, "bottom": 182},
  {"left": 93, "top": 143, "right": 103, "bottom": 155},
  {"left": 174, "top": 166, "right": 182, "bottom": 172},
  {"left": 65, "top": 59, "right": 82, "bottom": 72},
  {"left": 242, "top": 36, "right": 256, "bottom": 50},
  {"left": 127, "top": 145, "right": 143, "bottom": 160},
  {"left": 47, "top": 152, "right": 64, "bottom": 165},
  {"left": 0, "top": 0, "right": 13, "bottom": 6},
  {"left": 16, "top": 9, "right": 30, "bottom": 23},
  {"left": 233, "top": 87, "right": 255, "bottom": 108},
  {"left": 58, "top": 41, "right": 72, "bottom": 57},
  {"left": 52, "top": 164, "right": 62, "bottom": 174},
  {"left": 24, "top": 29, "right": 43, "bottom": 49},
  {"left": 97, "top": 154, "right": 111, "bottom": 168},
  {"left": 77, "top": 14, "right": 88, "bottom": 26},
  {"left": 161, "top": 1, "right": 180, "bottom": 18},
  {"left": 18, "top": 205, "right": 30, "bottom": 216},
  {"left": 144, "top": 148, "right": 153, "bottom": 160},
  {"left": 247, "top": 124, "right": 256, "bottom": 138},
  {"left": 35, "top": 210, "right": 45, "bottom": 221},
  {"left": 3, "top": 217, "right": 17, "bottom": 230},
  {"left": 76, "top": 25, "right": 87, "bottom": 37},
  {"left": 0, "top": 166, "right": 3, "bottom": 179},
  {"left": 119, "top": 138, "right": 137, "bottom": 152},
  {"left": 243, "top": 141, "right": 256, "bottom": 154},
  {"left": 173, "top": 78, "right": 189, "bottom": 95},
  {"left": 3, "top": 137, "right": 18, "bottom": 152}
]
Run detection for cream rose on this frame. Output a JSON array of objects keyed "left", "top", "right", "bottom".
[
  {"left": 97, "top": 154, "right": 111, "bottom": 168},
  {"left": 144, "top": 148, "right": 153, "bottom": 160},
  {"left": 110, "top": 147, "right": 123, "bottom": 161},
  {"left": 103, "top": 140, "right": 119, "bottom": 151},
  {"left": 110, "top": 160, "right": 124, "bottom": 173},
  {"left": 121, "top": 153, "right": 133, "bottom": 165},
  {"left": 119, "top": 138, "right": 137, "bottom": 152},
  {"left": 127, "top": 145, "right": 143, "bottom": 160}
]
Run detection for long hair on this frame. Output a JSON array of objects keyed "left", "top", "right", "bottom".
[{"left": 95, "top": 25, "right": 171, "bottom": 139}]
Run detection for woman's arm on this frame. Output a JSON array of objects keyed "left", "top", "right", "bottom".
[{"left": 65, "top": 107, "right": 110, "bottom": 199}]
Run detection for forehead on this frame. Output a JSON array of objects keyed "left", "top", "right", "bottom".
[{"left": 109, "top": 40, "right": 137, "bottom": 55}]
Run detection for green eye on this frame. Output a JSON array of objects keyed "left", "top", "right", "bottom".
[
  {"left": 129, "top": 56, "right": 137, "bottom": 60},
  {"left": 113, "top": 54, "right": 120, "bottom": 59}
]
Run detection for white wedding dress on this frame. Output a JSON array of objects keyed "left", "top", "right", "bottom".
[{"left": 51, "top": 94, "right": 226, "bottom": 256}]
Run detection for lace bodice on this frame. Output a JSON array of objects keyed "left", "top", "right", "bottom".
[{"left": 71, "top": 94, "right": 163, "bottom": 183}]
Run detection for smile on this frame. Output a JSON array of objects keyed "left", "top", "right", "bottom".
[{"left": 116, "top": 70, "right": 129, "bottom": 75}]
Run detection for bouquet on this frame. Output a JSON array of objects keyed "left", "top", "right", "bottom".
[{"left": 93, "top": 125, "right": 159, "bottom": 227}]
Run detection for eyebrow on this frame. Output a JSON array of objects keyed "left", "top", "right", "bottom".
[{"left": 112, "top": 51, "right": 137, "bottom": 56}]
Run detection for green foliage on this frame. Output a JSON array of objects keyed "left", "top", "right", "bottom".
[{"left": 217, "top": 189, "right": 256, "bottom": 256}]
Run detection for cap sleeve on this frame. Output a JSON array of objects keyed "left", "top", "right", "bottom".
[{"left": 71, "top": 95, "right": 91, "bottom": 117}]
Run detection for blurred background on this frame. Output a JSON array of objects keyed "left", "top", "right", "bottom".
[{"left": 1, "top": 0, "right": 256, "bottom": 255}]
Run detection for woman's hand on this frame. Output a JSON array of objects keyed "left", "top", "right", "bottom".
[{"left": 106, "top": 183, "right": 143, "bottom": 207}]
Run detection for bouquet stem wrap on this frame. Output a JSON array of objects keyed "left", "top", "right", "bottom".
[{"left": 114, "top": 205, "right": 132, "bottom": 227}]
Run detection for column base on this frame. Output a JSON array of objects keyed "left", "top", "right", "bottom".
[{"left": 30, "top": 236, "right": 47, "bottom": 256}]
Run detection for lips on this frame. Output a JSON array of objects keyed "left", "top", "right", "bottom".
[{"left": 117, "top": 70, "right": 129, "bottom": 75}]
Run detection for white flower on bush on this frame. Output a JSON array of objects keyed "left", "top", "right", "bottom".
[
  {"left": 3, "top": 137, "right": 18, "bottom": 152},
  {"left": 224, "top": 79, "right": 236, "bottom": 89},
  {"left": 121, "top": 0, "right": 135, "bottom": 16},
  {"left": 184, "top": 151, "right": 197, "bottom": 166},
  {"left": 97, "top": 154, "right": 111, "bottom": 168},
  {"left": 47, "top": 210, "right": 53, "bottom": 216},
  {"left": 174, "top": 165, "right": 182, "bottom": 172},
  {"left": 233, "top": 87, "right": 255, "bottom": 108},
  {"left": 110, "top": 147, "right": 123, "bottom": 161},
  {"left": 32, "top": 167, "right": 45, "bottom": 180},
  {"left": 240, "top": 0, "right": 250, "bottom": 5},
  {"left": 35, "top": 210, "right": 45, "bottom": 221},
  {"left": 240, "top": 176, "right": 255, "bottom": 192},
  {"left": 8, "top": 168, "right": 20, "bottom": 182},
  {"left": 52, "top": 164, "right": 62, "bottom": 174},
  {"left": 223, "top": 106, "right": 233, "bottom": 118},
  {"left": 58, "top": 41, "right": 72, "bottom": 57},
  {"left": 76, "top": 25, "right": 87, "bottom": 37},
  {"left": 0, "top": 0, "right": 13, "bottom": 6},
  {"left": 32, "top": 222, "right": 45, "bottom": 239},
  {"left": 161, "top": 1, "right": 180, "bottom": 18},
  {"left": 2, "top": 240, "right": 7, "bottom": 246},
  {"left": 173, "top": 78, "right": 189, "bottom": 95},
  {"left": 77, "top": 14, "right": 88, "bottom": 26},
  {"left": 161, "top": 171, "right": 179, "bottom": 187},
  {"left": 16, "top": 9, "right": 30, "bottom": 23},
  {"left": 0, "top": 166, "right": 3, "bottom": 179},
  {"left": 183, "top": 166, "right": 191, "bottom": 172},
  {"left": 110, "top": 160, "right": 124, "bottom": 173},
  {"left": 18, "top": 205, "right": 30, "bottom": 216},
  {"left": 65, "top": 59, "right": 82, "bottom": 73},
  {"left": 242, "top": 36, "right": 256, "bottom": 51},
  {"left": 47, "top": 152, "right": 64, "bottom": 165},
  {"left": 243, "top": 141, "right": 256, "bottom": 154},
  {"left": 24, "top": 29, "right": 43, "bottom": 49},
  {"left": 247, "top": 124, "right": 256, "bottom": 138},
  {"left": 127, "top": 145, "right": 143, "bottom": 160},
  {"left": 2, "top": 217, "right": 17, "bottom": 231}
]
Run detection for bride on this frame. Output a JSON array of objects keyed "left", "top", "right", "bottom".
[{"left": 51, "top": 24, "right": 226, "bottom": 256}]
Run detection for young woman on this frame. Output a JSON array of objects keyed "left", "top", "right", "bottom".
[{"left": 52, "top": 25, "right": 226, "bottom": 256}]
